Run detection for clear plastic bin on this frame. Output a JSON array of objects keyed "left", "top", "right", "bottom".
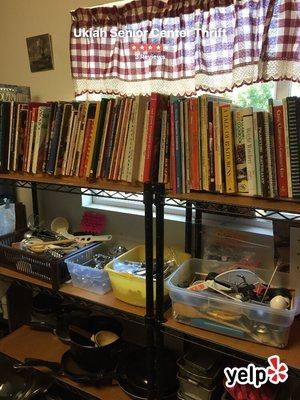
[
  {"left": 104, "top": 246, "right": 190, "bottom": 307},
  {"left": 66, "top": 243, "right": 111, "bottom": 295},
  {"left": 167, "top": 259, "right": 299, "bottom": 348}
]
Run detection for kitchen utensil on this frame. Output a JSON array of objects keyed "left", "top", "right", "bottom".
[
  {"left": 69, "top": 324, "right": 120, "bottom": 348},
  {"left": 261, "top": 261, "right": 280, "bottom": 303},
  {"left": 27, "top": 239, "right": 75, "bottom": 253},
  {"left": 50, "top": 218, "right": 70, "bottom": 235}
]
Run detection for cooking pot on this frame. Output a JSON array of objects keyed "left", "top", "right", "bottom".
[{"left": 68, "top": 315, "right": 123, "bottom": 371}]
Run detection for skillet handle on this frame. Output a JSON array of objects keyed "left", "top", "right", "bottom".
[
  {"left": 28, "top": 321, "right": 56, "bottom": 333},
  {"left": 23, "top": 358, "right": 61, "bottom": 373}
]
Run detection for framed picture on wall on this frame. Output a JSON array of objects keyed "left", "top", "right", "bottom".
[{"left": 26, "top": 34, "right": 54, "bottom": 72}]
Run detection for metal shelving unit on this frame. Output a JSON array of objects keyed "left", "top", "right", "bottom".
[{"left": 1, "top": 173, "right": 300, "bottom": 399}]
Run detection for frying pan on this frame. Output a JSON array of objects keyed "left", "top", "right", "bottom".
[
  {"left": 17, "top": 352, "right": 115, "bottom": 385},
  {"left": 0, "top": 353, "right": 53, "bottom": 400},
  {"left": 115, "top": 348, "right": 178, "bottom": 400}
]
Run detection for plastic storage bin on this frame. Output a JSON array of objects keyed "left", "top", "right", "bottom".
[
  {"left": 167, "top": 259, "right": 299, "bottom": 348},
  {"left": 105, "top": 246, "right": 190, "bottom": 307},
  {"left": 66, "top": 243, "right": 112, "bottom": 295}
]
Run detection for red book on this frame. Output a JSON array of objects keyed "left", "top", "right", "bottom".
[
  {"left": 143, "top": 93, "right": 158, "bottom": 182},
  {"left": 169, "top": 101, "right": 177, "bottom": 192},
  {"left": 273, "top": 105, "right": 288, "bottom": 197},
  {"left": 189, "top": 98, "right": 200, "bottom": 190}
]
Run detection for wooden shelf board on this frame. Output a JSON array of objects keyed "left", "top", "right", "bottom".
[
  {"left": 164, "top": 315, "right": 300, "bottom": 371},
  {"left": 0, "top": 172, "right": 142, "bottom": 193},
  {"left": 60, "top": 283, "right": 145, "bottom": 317},
  {"left": 0, "top": 325, "right": 130, "bottom": 400},
  {"left": 0, "top": 266, "right": 145, "bottom": 318},
  {"left": 167, "top": 191, "right": 300, "bottom": 214},
  {"left": 1, "top": 172, "right": 300, "bottom": 214}
]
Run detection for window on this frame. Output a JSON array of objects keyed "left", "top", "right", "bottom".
[{"left": 81, "top": 80, "right": 296, "bottom": 219}]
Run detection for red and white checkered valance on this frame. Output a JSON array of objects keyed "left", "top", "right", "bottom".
[{"left": 70, "top": 0, "right": 300, "bottom": 96}]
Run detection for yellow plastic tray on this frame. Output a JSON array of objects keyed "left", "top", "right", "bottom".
[{"left": 104, "top": 245, "right": 190, "bottom": 307}]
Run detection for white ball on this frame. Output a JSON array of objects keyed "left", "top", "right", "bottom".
[{"left": 270, "top": 295, "right": 289, "bottom": 310}]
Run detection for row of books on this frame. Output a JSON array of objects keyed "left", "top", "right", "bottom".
[
  {"left": 0, "top": 94, "right": 299, "bottom": 198},
  {"left": 0, "top": 84, "right": 31, "bottom": 102}
]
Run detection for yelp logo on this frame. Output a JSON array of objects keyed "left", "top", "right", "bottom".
[{"left": 224, "top": 356, "right": 288, "bottom": 389}]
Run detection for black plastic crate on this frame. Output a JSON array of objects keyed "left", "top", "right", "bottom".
[{"left": 0, "top": 229, "right": 94, "bottom": 290}]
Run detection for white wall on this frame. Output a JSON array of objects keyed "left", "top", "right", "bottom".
[{"left": 0, "top": 0, "right": 185, "bottom": 246}]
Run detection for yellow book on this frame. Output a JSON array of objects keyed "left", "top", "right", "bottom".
[{"left": 221, "top": 104, "right": 237, "bottom": 193}]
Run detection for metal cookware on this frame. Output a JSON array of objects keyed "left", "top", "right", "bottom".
[
  {"left": 0, "top": 353, "right": 53, "bottom": 400},
  {"left": 68, "top": 315, "right": 123, "bottom": 371}
]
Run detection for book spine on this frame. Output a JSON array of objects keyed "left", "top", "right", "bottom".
[
  {"left": 143, "top": 93, "right": 157, "bottom": 182},
  {"left": 163, "top": 110, "right": 170, "bottom": 185},
  {"left": 37, "top": 107, "right": 51, "bottom": 174},
  {"left": 188, "top": 99, "right": 199, "bottom": 190},
  {"left": 7, "top": 101, "right": 15, "bottom": 171},
  {"left": 213, "top": 100, "right": 224, "bottom": 193},
  {"left": 179, "top": 100, "right": 186, "bottom": 193},
  {"left": 79, "top": 118, "right": 93, "bottom": 177},
  {"left": 283, "top": 99, "right": 293, "bottom": 198},
  {"left": 47, "top": 104, "right": 63, "bottom": 174},
  {"left": 125, "top": 99, "right": 138, "bottom": 182},
  {"left": 287, "top": 97, "right": 300, "bottom": 198},
  {"left": 221, "top": 105, "right": 236, "bottom": 193},
  {"left": 26, "top": 107, "right": 38, "bottom": 173},
  {"left": 273, "top": 106, "right": 288, "bottom": 198},
  {"left": 243, "top": 109, "right": 257, "bottom": 196},
  {"left": 268, "top": 99, "right": 278, "bottom": 198},
  {"left": 184, "top": 100, "right": 190, "bottom": 193},
  {"left": 234, "top": 109, "right": 248, "bottom": 193},
  {"left": 169, "top": 101, "right": 177, "bottom": 192},
  {"left": 138, "top": 102, "right": 149, "bottom": 182},
  {"left": 257, "top": 112, "right": 269, "bottom": 197},
  {"left": 264, "top": 112, "right": 274, "bottom": 198},
  {"left": 62, "top": 109, "right": 75, "bottom": 176},
  {"left": 253, "top": 112, "right": 262, "bottom": 196},
  {"left": 208, "top": 100, "right": 214, "bottom": 191},
  {"left": 13, "top": 104, "right": 21, "bottom": 171},
  {"left": 174, "top": 100, "right": 182, "bottom": 193},
  {"left": 22, "top": 109, "right": 31, "bottom": 172},
  {"left": 158, "top": 110, "right": 168, "bottom": 183},
  {"left": 32, "top": 107, "right": 43, "bottom": 173},
  {"left": 201, "top": 96, "right": 209, "bottom": 191}
]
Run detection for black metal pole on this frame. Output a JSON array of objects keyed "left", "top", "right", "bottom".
[
  {"left": 194, "top": 202, "right": 202, "bottom": 258},
  {"left": 143, "top": 183, "right": 155, "bottom": 400},
  {"left": 31, "top": 182, "right": 39, "bottom": 218},
  {"left": 154, "top": 183, "right": 165, "bottom": 400},
  {"left": 144, "top": 183, "right": 154, "bottom": 319},
  {"left": 185, "top": 201, "right": 192, "bottom": 254},
  {"left": 155, "top": 183, "right": 165, "bottom": 323}
]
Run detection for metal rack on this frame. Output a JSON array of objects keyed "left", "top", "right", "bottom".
[{"left": 1, "top": 175, "right": 300, "bottom": 399}]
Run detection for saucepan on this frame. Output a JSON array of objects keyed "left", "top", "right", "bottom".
[{"left": 68, "top": 315, "right": 124, "bottom": 371}]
